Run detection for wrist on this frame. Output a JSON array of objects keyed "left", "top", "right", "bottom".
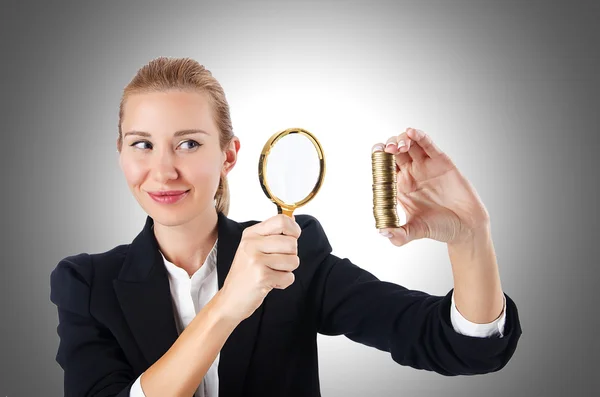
[
  {"left": 448, "top": 221, "right": 491, "bottom": 249},
  {"left": 447, "top": 221, "right": 504, "bottom": 323},
  {"left": 211, "top": 289, "right": 242, "bottom": 327}
]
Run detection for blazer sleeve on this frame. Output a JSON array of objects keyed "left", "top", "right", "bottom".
[
  {"left": 303, "top": 216, "right": 523, "bottom": 376},
  {"left": 50, "top": 253, "right": 137, "bottom": 396}
]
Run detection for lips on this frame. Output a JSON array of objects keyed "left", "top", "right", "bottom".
[
  {"left": 148, "top": 190, "right": 189, "bottom": 196},
  {"left": 147, "top": 189, "right": 190, "bottom": 204}
]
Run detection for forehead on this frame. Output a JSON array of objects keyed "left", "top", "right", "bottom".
[{"left": 122, "top": 90, "right": 217, "bottom": 134}]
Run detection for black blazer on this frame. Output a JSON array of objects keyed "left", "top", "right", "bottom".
[{"left": 50, "top": 212, "right": 522, "bottom": 397}]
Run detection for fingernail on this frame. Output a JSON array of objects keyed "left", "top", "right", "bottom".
[
  {"left": 385, "top": 142, "right": 397, "bottom": 150},
  {"left": 372, "top": 144, "right": 384, "bottom": 153},
  {"left": 379, "top": 230, "right": 393, "bottom": 238},
  {"left": 397, "top": 140, "right": 406, "bottom": 148}
]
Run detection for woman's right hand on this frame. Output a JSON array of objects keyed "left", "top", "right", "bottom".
[{"left": 216, "top": 214, "right": 302, "bottom": 323}]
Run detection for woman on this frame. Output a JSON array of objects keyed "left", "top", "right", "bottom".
[{"left": 50, "top": 57, "right": 522, "bottom": 397}]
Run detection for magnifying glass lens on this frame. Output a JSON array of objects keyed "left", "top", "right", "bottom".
[{"left": 258, "top": 128, "right": 326, "bottom": 217}]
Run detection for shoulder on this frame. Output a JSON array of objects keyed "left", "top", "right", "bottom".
[
  {"left": 49, "top": 244, "right": 130, "bottom": 311},
  {"left": 295, "top": 214, "right": 332, "bottom": 258},
  {"left": 295, "top": 214, "right": 327, "bottom": 233},
  {"left": 51, "top": 244, "right": 130, "bottom": 282}
]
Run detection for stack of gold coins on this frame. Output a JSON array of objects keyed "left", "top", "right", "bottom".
[{"left": 372, "top": 150, "right": 400, "bottom": 229}]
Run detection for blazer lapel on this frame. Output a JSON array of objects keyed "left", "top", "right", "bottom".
[
  {"left": 113, "top": 212, "right": 264, "bottom": 397},
  {"left": 113, "top": 215, "right": 179, "bottom": 367}
]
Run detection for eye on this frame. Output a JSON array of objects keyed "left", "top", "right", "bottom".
[
  {"left": 130, "top": 140, "right": 152, "bottom": 150},
  {"left": 128, "top": 140, "right": 202, "bottom": 151},
  {"left": 178, "top": 140, "right": 202, "bottom": 150}
]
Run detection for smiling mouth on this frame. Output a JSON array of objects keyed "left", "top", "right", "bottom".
[
  {"left": 147, "top": 190, "right": 191, "bottom": 203},
  {"left": 148, "top": 190, "right": 191, "bottom": 196}
]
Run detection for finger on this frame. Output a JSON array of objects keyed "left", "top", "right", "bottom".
[
  {"left": 395, "top": 133, "right": 410, "bottom": 153},
  {"left": 384, "top": 136, "right": 402, "bottom": 154},
  {"left": 371, "top": 142, "right": 385, "bottom": 153},
  {"left": 397, "top": 129, "right": 428, "bottom": 162},
  {"left": 379, "top": 219, "right": 430, "bottom": 247},
  {"left": 392, "top": 132, "right": 413, "bottom": 168},
  {"left": 261, "top": 253, "right": 300, "bottom": 272},
  {"left": 406, "top": 128, "right": 444, "bottom": 158},
  {"left": 407, "top": 142, "right": 428, "bottom": 162},
  {"left": 271, "top": 269, "right": 295, "bottom": 290},
  {"left": 395, "top": 164, "right": 416, "bottom": 195},
  {"left": 252, "top": 214, "right": 302, "bottom": 238},
  {"left": 257, "top": 235, "right": 298, "bottom": 255}
]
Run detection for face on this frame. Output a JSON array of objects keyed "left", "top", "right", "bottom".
[{"left": 118, "top": 90, "right": 239, "bottom": 226}]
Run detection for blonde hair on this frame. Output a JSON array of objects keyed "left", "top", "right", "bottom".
[{"left": 117, "top": 57, "right": 233, "bottom": 216}]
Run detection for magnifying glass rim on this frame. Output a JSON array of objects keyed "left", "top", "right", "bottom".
[{"left": 258, "top": 127, "right": 326, "bottom": 212}]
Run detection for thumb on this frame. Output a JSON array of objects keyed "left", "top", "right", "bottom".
[{"left": 379, "top": 220, "right": 429, "bottom": 247}]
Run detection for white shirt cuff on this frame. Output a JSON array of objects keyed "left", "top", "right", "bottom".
[
  {"left": 450, "top": 291, "right": 506, "bottom": 338},
  {"left": 130, "top": 373, "right": 147, "bottom": 397}
]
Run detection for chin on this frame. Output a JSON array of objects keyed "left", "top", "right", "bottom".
[
  {"left": 142, "top": 198, "right": 215, "bottom": 227},
  {"left": 150, "top": 213, "right": 191, "bottom": 227}
]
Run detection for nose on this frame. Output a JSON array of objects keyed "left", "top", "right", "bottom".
[{"left": 151, "top": 149, "right": 178, "bottom": 184}]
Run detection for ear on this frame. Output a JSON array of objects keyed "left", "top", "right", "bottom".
[
  {"left": 116, "top": 138, "right": 123, "bottom": 169},
  {"left": 222, "top": 137, "right": 240, "bottom": 176}
]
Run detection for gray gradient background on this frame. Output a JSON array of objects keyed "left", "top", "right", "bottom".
[{"left": 1, "top": 0, "right": 598, "bottom": 396}]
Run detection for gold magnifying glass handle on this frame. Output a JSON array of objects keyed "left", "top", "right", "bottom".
[{"left": 277, "top": 206, "right": 295, "bottom": 218}]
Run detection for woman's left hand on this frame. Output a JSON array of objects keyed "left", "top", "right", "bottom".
[{"left": 374, "top": 127, "right": 490, "bottom": 247}]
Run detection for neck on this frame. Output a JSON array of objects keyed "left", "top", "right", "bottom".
[{"left": 153, "top": 206, "right": 219, "bottom": 277}]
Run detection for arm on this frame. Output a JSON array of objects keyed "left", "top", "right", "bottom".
[
  {"left": 302, "top": 216, "right": 522, "bottom": 376},
  {"left": 448, "top": 224, "right": 508, "bottom": 338},
  {"left": 137, "top": 290, "right": 236, "bottom": 396},
  {"left": 51, "top": 256, "right": 136, "bottom": 397},
  {"left": 448, "top": 222, "right": 505, "bottom": 324},
  {"left": 312, "top": 255, "right": 521, "bottom": 375},
  {"left": 50, "top": 255, "right": 239, "bottom": 397}
]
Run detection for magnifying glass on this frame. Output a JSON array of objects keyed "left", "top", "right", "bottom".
[{"left": 258, "top": 128, "right": 326, "bottom": 217}]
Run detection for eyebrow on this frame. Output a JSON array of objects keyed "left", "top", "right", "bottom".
[{"left": 123, "top": 129, "right": 209, "bottom": 139}]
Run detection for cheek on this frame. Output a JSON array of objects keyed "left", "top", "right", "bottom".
[
  {"left": 120, "top": 157, "right": 145, "bottom": 187},
  {"left": 188, "top": 163, "right": 219, "bottom": 184},
  {"left": 185, "top": 158, "right": 222, "bottom": 187}
]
